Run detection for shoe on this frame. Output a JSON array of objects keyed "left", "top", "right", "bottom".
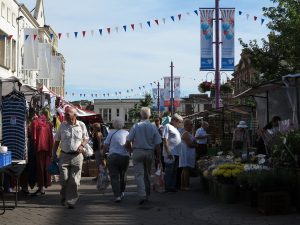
[
  {"left": 121, "top": 192, "right": 125, "bottom": 200},
  {"left": 67, "top": 204, "right": 75, "bottom": 209},
  {"left": 138, "top": 197, "right": 148, "bottom": 205},
  {"left": 115, "top": 197, "right": 121, "bottom": 203},
  {"left": 31, "top": 190, "right": 45, "bottom": 196}
]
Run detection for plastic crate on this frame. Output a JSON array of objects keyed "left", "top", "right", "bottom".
[{"left": 0, "top": 151, "right": 12, "bottom": 168}]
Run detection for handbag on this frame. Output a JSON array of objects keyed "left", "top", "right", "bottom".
[
  {"left": 83, "top": 143, "right": 94, "bottom": 157},
  {"left": 48, "top": 160, "right": 59, "bottom": 175}
]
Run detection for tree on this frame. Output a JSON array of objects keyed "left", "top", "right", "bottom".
[
  {"left": 240, "top": 0, "right": 300, "bottom": 82},
  {"left": 128, "top": 93, "right": 154, "bottom": 122}
]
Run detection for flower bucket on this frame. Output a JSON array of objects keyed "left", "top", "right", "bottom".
[{"left": 219, "top": 183, "right": 237, "bottom": 204}]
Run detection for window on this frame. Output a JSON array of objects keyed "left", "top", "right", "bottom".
[
  {"left": 0, "top": 30, "right": 15, "bottom": 70},
  {"left": 11, "top": 40, "right": 16, "bottom": 72},
  {"left": 6, "top": 7, "right": 10, "bottom": 23},
  {"left": 103, "top": 108, "right": 108, "bottom": 122},
  {"left": 12, "top": 13, "right": 15, "bottom": 27},
  {"left": 1, "top": 2, "right": 5, "bottom": 18},
  {"left": 124, "top": 108, "right": 128, "bottom": 122},
  {"left": 116, "top": 108, "right": 120, "bottom": 117},
  {"left": 108, "top": 109, "right": 112, "bottom": 122}
]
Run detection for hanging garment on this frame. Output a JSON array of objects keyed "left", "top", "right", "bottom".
[{"left": 2, "top": 90, "right": 27, "bottom": 161}]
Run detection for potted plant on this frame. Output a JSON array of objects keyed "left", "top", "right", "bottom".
[
  {"left": 220, "top": 82, "right": 234, "bottom": 94},
  {"left": 212, "top": 163, "right": 244, "bottom": 203},
  {"left": 198, "top": 81, "right": 214, "bottom": 93}
]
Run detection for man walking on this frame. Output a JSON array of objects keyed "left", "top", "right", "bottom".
[
  {"left": 52, "top": 107, "right": 89, "bottom": 209},
  {"left": 126, "top": 107, "right": 162, "bottom": 205}
]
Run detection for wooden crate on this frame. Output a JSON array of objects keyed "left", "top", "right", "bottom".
[{"left": 257, "top": 191, "right": 291, "bottom": 215}]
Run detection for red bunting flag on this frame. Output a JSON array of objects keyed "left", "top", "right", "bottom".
[
  {"left": 107, "top": 28, "right": 111, "bottom": 34},
  {"left": 178, "top": 14, "right": 182, "bottom": 20},
  {"left": 82, "top": 31, "right": 86, "bottom": 37},
  {"left": 155, "top": 19, "right": 159, "bottom": 25},
  {"left": 8, "top": 35, "right": 13, "bottom": 39},
  {"left": 131, "top": 24, "right": 135, "bottom": 30},
  {"left": 58, "top": 33, "right": 62, "bottom": 39},
  {"left": 33, "top": 34, "right": 37, "bottom": 40},
  {"left": 254, "top": 16, "right": 257, "bottom": 21}
]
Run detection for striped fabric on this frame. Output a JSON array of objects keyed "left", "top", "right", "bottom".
[{"left": 2, "top": 93, "right": 27, "bottom": 161}]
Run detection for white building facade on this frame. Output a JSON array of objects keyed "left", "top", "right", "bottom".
[
  {"left": 0, "top": 0, "right": 65, "bottom": 97},
  {"left": 94, "top": 99, "right": 140, "bottom": 124}
]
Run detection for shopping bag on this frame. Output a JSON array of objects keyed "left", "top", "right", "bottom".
[
  {"left": 153, "top": 167, "right": 165, "bottom": 193},
  {"left": 48, "top": 159, "right": 60, "bottom": 175},
  {"left": 83, "top": 143, "right": 94, "bottom": 158},
  {"left": 96, "top": 164, "right": 110, "bottom": 191}
]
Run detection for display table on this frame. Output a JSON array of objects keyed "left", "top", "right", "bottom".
[{"left": 0, "top": 161, "right": 26, "bottom": 215}]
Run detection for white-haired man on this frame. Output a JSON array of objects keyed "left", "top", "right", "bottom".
[
  {"left": 195, "top": 121, "right": 209, "bottom": 159},
  {"left": 125, "top": 107, "right": 162, "bottom": 205},
  {"left": 52, "top": 107, "right": 89, "bottom": 209},
  {"left": 162, "top": 113, "right": 183, "bottom": 192}
]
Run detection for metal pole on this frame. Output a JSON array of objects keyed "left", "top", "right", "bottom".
[
  {"left": 215, "top": 0, "right": 221, "bottom": 108},
  {"left": 157, "top": 82, "right": 160, "bottom": 117},
  {"left": 170, "top": 61, "right": 174, "bottom": 115}
]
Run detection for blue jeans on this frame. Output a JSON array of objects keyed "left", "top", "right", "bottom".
[{"left": 164, "top": 162, "right": 176, "bottom": 190}]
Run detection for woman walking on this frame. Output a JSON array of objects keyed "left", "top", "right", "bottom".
[
  {"left": 179, "top": 119, "right": 196, "bottom": 191},
  {"left": 103, "top": 117, "right": 129, "bottom": 202},
  {"left": 92, "top": 123, "right": 103, "bottom": 178}
]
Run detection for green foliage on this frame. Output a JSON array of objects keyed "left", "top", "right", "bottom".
[
  {"left": 128, "top": 93, "right": 154, "bottom": 122},
  {"left": 240, "top": 0, "right": 300, "bottom": 82}
]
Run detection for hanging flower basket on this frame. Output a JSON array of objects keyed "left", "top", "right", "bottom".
[
  {"left": 220, "top": 82, "right": 234, "bottom": 94},
  {"left": 198, "top": 81, "right": 215, "bottom": 93}
]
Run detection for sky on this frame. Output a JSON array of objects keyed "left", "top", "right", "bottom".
[{"left": 20, "top": 0, "right": 274, "bottom": 101}]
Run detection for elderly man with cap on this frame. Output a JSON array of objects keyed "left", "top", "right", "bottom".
[
  {"left": 52, "top": 107, "right": 89, "bottom": 209},
  {"left": 232, "top": 121, "right": 250, "bottom": 158}
]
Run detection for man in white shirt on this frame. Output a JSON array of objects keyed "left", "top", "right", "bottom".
[
  {"left": 162, "top": 113, "right": 183, "bottom": 192},
  {"left": 195, "top": 121, "right": 209, "bottom": 160},
  {"left": 52, "top": 107, "right": 89, "bottom": 209}
]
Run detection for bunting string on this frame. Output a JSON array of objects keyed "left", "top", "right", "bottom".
[{"left": 0, "top": 7, "right": 267, "bottom": 41}]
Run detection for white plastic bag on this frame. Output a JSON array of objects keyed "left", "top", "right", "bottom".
[
  {"left": 83, "top": 144, "right": 94, "bottom": 157},
  {"left": 96, "top": 164, "right": 110, "bottom": 192},
  {"left": 153, "top": 166, "right": 165, "bottom": 193}
]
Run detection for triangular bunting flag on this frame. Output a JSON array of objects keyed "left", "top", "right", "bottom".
[
  {"left": 155, "top": 19, "right": 159, "bottom": 25},
  {"left": 58, "top": 33, "right": 62, "bottom": 39},
  {"left": 80, "top": 94, "right": 82, "bottom": 97},
  {"left": 147, "top": 21, "right": 151, "bottom": 27},
  {"left": 82, "top": 31, "right": 86, "bottom": 37},
  {"left": 33, "top": 34, "right": 37, "bottom": 40},
  {"left": 194, "top": 10, "right": 198, "bottom": 16},
  {"left": 107, "top": 28, "right": 111, "bottom": 34},
  {"left": 65, "top": 92, "right": 68, "bottom": 95},
  {"left": 8, "top": 35, "right": 13, "bottom": 40},
  {"left": 115, "top": 27, "right": 119, "bottom": 33},
  {"left": 91, "top": 94, "right": 93, "bottom": 97},
  {"left": 171, "top": 16, "right": 175, "bottom": 21},
  {"left": 186, "top": 12, "right": 190, "bottom": 16},
  {"left": 239, "top": 11, "right": 242, "bottom": 15},
  {"left": 91, "top": 30, "right": 94, "bottom": 36},
  {"left": 131, "top": 24, "right": 135, "bottom": 30},
  {"left": 246, "top": 14, "right": 249, "bottom": 20},
  {"left": 99, "top": 29, "right": 103, "bottom": 35},
  {"left": 254, "top": 16, "right": 257, "bottom": 21},
  {"left": 139, "top": 23, "right": 143, "bottom": 29},
  {"left": 74, "top": 32, "right": 78, "bottom": 38},
  {"left": 123, "top": 25, "right": 127, "bottom": 32},
  {"left": 178, "top": 14, "right": 181, "bottom": 20},
  {"left": 66, "top": 33, "right": 70, "bottom": 38},
  {"left": 261, "top": 18, "right": 265, "bottom": 25},
  {"left": 24, "top": 34, "right": 29, "bottom": 40},
  {"left": 162, "top": 18, "right": 166, "bottom": 24},
  {"left": 50, "top": 33, "right": 54, "bottom": 40}
]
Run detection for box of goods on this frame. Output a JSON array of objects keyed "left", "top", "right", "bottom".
[
  {"left": 257, "top": 191, "right": 291, "bottom": 215},
  {"left": 0, "top": 151, "right": 12, "bottom": 168}
]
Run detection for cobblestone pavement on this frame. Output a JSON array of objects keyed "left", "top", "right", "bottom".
[{"left": 1, "top": 167, "right": 299, "bottom": 225}]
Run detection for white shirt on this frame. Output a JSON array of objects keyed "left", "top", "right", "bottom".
[
  {"left": 104, "top": 129, "right": 129, "bottom": 156},
  {"left": 162, "top": 124, "right": 181, "bottom": 157},
  {"left": 195, "top": 127, "right": 208, "bottom": 144},
  {"left": 55, "top": 120, "right": 89, "bottom": 153}
]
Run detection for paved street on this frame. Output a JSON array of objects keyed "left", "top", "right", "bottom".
[{"left": 1, "top": 166, "right": 300, "bottom": 225}]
